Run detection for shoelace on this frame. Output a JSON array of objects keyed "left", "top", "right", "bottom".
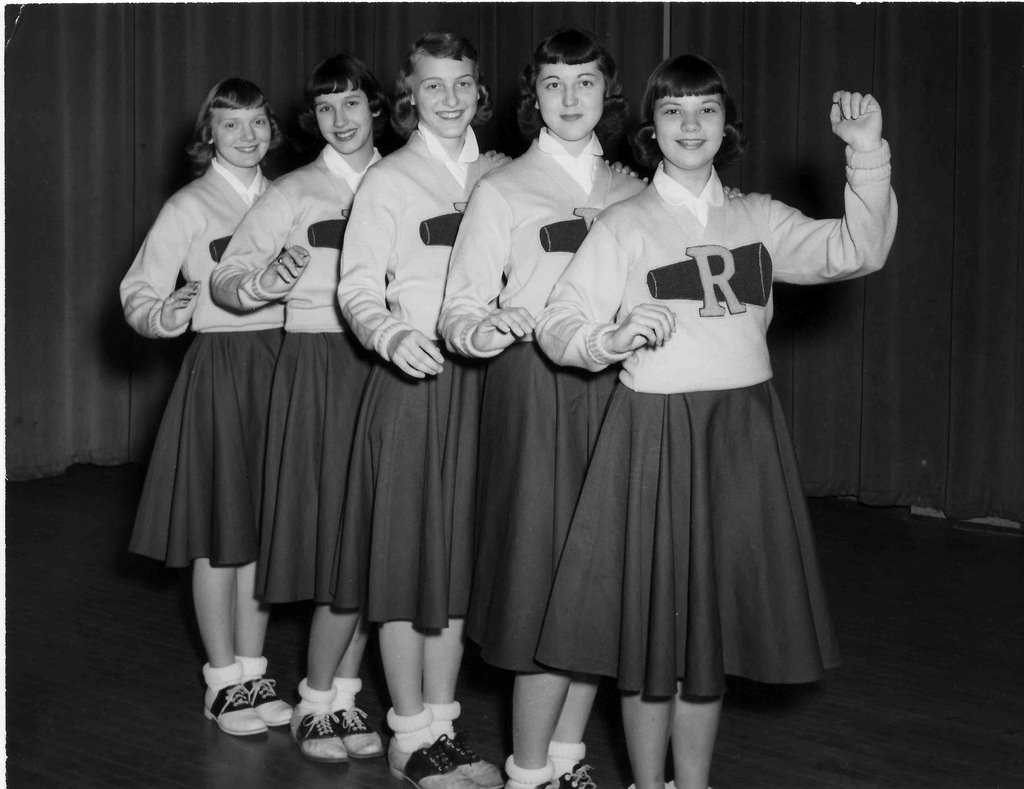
[
  {"left": 440, "top": 733, "right": 480, "bottom": 762},
  {"left": 302, "top": 711, "right": 340, "bottom": 738},
  {"left": 338, "top": 707, "right": 369, "bottom": 732},
  {"left": 222, "top": 683, "right": 252, "bottom": 710},
  {"left": 247, "top": 678, "right": 278, "bottom": 703},
  {"left": 566, "top": 764, "right": 596, "bottom": 789},
  {"left": 422, "top": 741, "right": 458, "bottom": 773}
]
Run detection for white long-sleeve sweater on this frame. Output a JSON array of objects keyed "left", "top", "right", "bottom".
[
  {"left": 439, "top": 139, "right": 645, "bottom": 357},
  {"left": 120, "top": 167, "right": 283, "bottom": 337},
  {"left": 536, "top": 141, "right": 898, "bottom": 394}
]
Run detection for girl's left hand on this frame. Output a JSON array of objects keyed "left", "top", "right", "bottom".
[
  {"left": 830, "top": 91, "right": 883, "bottom": 152},
  {"left": 258, "top": 245, "right": 310, "bottom": 298},
  {"left": 724, "top": 185, "right": 743, "bottom": 200},
  {"left": 483, "top": 150, "right": 512, "bottom": 166}
]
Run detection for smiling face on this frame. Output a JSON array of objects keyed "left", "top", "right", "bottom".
[
  {"left": 535, "top": 60, "right": 605, "bottom": 155},
  {"left": 410, "top": 54, "right": 479, "bottom": 155},
  {"left": 210, "top": 106, "right": 272, "bottom": 180},
  {"left": 314, "top": 88, "right": 377, "bottom": 168},
  {"left": 653, "top": 93, "right": 725, "bottom": 194}
]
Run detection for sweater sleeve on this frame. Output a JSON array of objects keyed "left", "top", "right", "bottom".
[
  {"left": 770, "top": 140, "right": 897, "bottom": 284},
  {"left": 535, "top": 218, "right": 632, "bottom": 371},
  {"left": 337, "top": 168, "right": 407, "bottom": 359},
  {"left": 209, "top": 186, "right": 295, "bottom": 311},
  {"left": 119, "top": 200, "right": 193, "bottom": 338},
  {"left": 439, "top": 178, "right": 514, "bottom": 358}
]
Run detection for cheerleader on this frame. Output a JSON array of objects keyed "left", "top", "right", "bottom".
[
  {"left": 439, "top": 29, "right": 642, "bottom": 789},
  {"left": 209, "top": 54, "right": 385, "bottom": 764},
  {"left": 120, "top": 78, "right": 291, "bottom": 737},
  {"left": 337, "top": 31, "right": 504, "bottom": 789},
  {"left": 535, "top": 55, "right": 896, "bottom": 789}
]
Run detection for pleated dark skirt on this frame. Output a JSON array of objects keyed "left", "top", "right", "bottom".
[
  {"left": 129, "top": 329, "right": 282, "bottom": 567},
  {"left": 335, "top": 355, "right": 484, "bottom": 628},
  {"left": 256, "top": 331, "right": 376, "bottom": 604},
  {"left": 535, "top": 381, "right": 842, "bottom": 697},
  {"left": 467, "top": 342, "right": 618, "bottom": 672}
]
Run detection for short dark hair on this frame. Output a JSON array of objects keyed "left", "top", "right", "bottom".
[
  {"left": 517, "top": 29, "right": 628, "bottom": 143},
  {"left": 390, "top": 31, "right": 494, "bottom": 139},
  {"left": 186, "top": 77, "right": 281, "bottom": 178},
  {"left": 298, "top": 53, "right": 388, "bottom": 138},
  {"left": 630, "top": 54, "right": 746, "bottom": 171}
]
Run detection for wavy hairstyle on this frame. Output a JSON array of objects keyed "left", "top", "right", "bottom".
[
  {"left": 517, "top": 28, "right": 628, "bottom": 143},
  {"left": 298, "top": 53, "right": 388, "bottom": 138},
  {"left": 630, "top": 54, "right": 746, "bottom": 171},
  {"left": 186, "top": 77, "right": 281, "bottom": 178},
  {"left": 390, "top": 31, "right": 494, "bottom": 139}
]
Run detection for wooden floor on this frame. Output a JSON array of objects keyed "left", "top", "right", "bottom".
[{"left": 5, "top": 464, "right": 1024, "bottom": 788}]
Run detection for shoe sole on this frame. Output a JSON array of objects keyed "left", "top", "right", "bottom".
[{"left": 203, "top": 710, "right": 268, "bottom": 737}]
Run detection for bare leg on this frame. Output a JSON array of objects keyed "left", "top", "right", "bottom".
[
  {"left": 512, "top": 672, "right": 571, "bottom": 768},
  {"left": 423, "top": 617, "right": 465, "bottom": 705},
  {"left": 621, "top": 691, "right": 673, "bottom": 789},
  {"left": 552, "top": 674, "right": 599, "bottom": 745},
  {"left": 192, "top": 559, "right": 236, "bottom": 667},
  {"left": 233, "top": 560, "right": 270, "bottom": 658},
  {"left": 335, "top": 614, "right": 371, "bottom": 680},
  {"left": 306, "top": 604, "right": 362, "bottom": 691},
  {"left": 380, "top": 620, "right": 426, "bottom": 715},
  {"left": 670, "top": 690, "right": 722, "bottom": 789}
]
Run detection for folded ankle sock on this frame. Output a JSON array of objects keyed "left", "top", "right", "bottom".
[
  {"left": 505, "top": 755, "right": 555, "bottom": 789},
  {"left": 296, "top": 678, "right": 336, "bottom": 716},
  {"left": 548, "top": 740, "right": 586, "bottom": 777},
  {"left": 331, "top": 677, "right": 362, "bottom": 712},
  {"left": 387, "top": 707, "right": 435, "bottom": 753},
  {"left": 236, "top": 655, "right": 268, "bottom": 682},
  {"left": 424, "top": 700, "right": 459, "bottom": 740}
]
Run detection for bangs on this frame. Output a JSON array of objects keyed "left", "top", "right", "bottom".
[
  {"left": 306, "top": 54, "right": 380, "bottom": 104},
  {"left": 536, "top": 28, "right": 603, "bottom": 67},
  {"left": 647, "top": 55, "right": 726, "bottom": 108},
  {"left": 208, "top": 78, "right": 267, "bottom": 112}
]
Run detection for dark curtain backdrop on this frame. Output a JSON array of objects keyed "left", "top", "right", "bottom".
[{"left": 5, "top": 3, "right": 1022, "bottom": 523}]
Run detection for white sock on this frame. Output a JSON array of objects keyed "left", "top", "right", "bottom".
[
  {"left": 425, "top": 700, "right": 460, "bottom": 740},
  {"left": 331, "top": 676, "right": 362, "bottom": 712},
  {"left": 236, "top": 655, "right": 267, "bottom": 682},
  {"left": 505, "top": 755, "right": 555, "bottom": 789},
  {"left": 387, "top": 707, "right": 435, "bottom": 753},
  {"left": 548, "top": 740, "right": 586, "bottom": 777},
  {"left": 202, "top": 661, "right": 243, "bottom": 693},
  {"left": 296, "top": 678, "right": 336, "bottom": 716}
]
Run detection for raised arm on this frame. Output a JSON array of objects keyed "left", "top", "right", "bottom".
[{"left": 770, "top": 90, "right": 897, "bottom": 284}]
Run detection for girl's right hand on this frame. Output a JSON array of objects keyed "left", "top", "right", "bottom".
[
  {"left": 470, "top": 307, "right": 536, "bottom": 353},
  {"left": 258, "top": 245, "right": 311, "bottom": 297},
  {"left": 387, "top": 328, "right": 445, "bottom": 378},
  {"left": 604, "top": 303, "right": 676, "bottom": 355},
  {"left": 159, "top": 281, "right": 201, "bottom": 332}
]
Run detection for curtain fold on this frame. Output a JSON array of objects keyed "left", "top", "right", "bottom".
[{"left": 5, "top": 3, "right": 1022, "bottom": 522}]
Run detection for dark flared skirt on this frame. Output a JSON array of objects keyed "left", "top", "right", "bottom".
[
  {"left": 256, "top": 332, "right": 375, "bottom": 603},
  {"left": 467, "top": 342, "right": 618, "bottom": 671},
  {"left": 129, "top": 329, "right": 282, "bottom": 567},
  {"left": 535, "top": 381, "right": 842, "bottom": 697},
  {"left": 335, "top": 355, "right": 484, "bottom": 628}
]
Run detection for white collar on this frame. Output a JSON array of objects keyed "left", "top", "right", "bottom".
[
  {"left": 537, "top": 127, "right": 603, "bottom": 158},
  {"left": 538, "top": 128, "right": 602, "bottom": 194},
  {"left": 417, "top": 123, "right": 479, "bottom": 165},
  {"left": 652, "top": 164, "right": 724, "bottom": 226},
  {"left": 323, "top": 145, "right": 382, "bottom": 193},
  {"left": 211, "top": 158, "right": 267, "bottom": 206}
]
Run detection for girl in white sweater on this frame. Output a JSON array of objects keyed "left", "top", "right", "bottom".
[
  {"left": 209, "top": 53, "right": 386, "bottom": 764},
  {"left": 120, "top": 78, "right": 291, "bottom": 737},
  {"left": 535, "top": 54, "right": 897, "bottom": 789},
  {"left": 440, "top": 28, "right": 643, "bottom": 789},
  {"left": 337, "top": 31, "right": 504, "bottom": 789}
]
